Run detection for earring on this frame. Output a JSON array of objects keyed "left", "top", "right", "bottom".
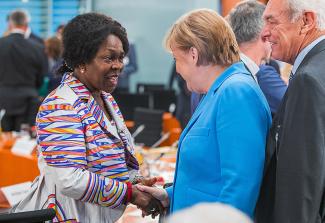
[{"left": 80, "top": 68, "right": 85, "bottom": 73}]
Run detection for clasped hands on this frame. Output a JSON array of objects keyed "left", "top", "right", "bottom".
[{"left": 130, "top": 177, "right": 169, "bottom": 219}]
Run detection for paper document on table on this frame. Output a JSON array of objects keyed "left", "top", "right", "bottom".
[
  {"left": 11, "top": 136, "right": 37, "bottom": 156},
  {"left": 1, "top": 181, "right": 32, "bottom": 207}
]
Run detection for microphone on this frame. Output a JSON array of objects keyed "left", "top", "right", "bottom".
[
  {"left": 0, "top": 109, "right": 6, "bottom": 131},
  {"left": 151, "top": 132, "right": 170, "bottom": 148},
  {"left": 131, "top": 124, "right": 145, "bottom": 138}
]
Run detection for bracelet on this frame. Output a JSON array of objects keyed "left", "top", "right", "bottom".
[
  {"left": 125, "top": 182, "right": 132, "bottom": 204},
  {"left": 131, "top": 174, "right": 145, "bottom": 184}
]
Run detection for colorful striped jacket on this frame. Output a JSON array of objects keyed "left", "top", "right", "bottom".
[{"left": 13, "top": 73, "right": 137, "bottom": 222}]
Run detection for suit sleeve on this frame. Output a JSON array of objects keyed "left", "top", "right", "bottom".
[
  {"left": 273, "top": 74, "right": 325, "bottom": 222},
  {"left": 166, "top": 186, "right": 173, "bottom": 201},
  {"left": 216, "top": 80, "right": 271, "bottom": 217},
  {"left": 256, "top": 65, "right": 287, "bottom": 114},
  {"left": 37, "top": 100, "right": 127, "bottom": 208}
]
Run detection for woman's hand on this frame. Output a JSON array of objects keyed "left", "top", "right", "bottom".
[
  {"left": 136, "top": 184, "right": 169, "bottom": 208},
  {"left": 131, "top": 185, "right": 165, "bottom": 219}
]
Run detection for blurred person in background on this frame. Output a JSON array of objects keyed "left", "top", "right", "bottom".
[
  {"left": 45, "top": 36, "right": 63, "bottom": 92},
  {"left": 137, "top": 8, "right": 271, "bottom": 218},
  {"left": 55, "top": 24, "right": 65, "bottom": 40},
  {"left": 255, "top": 0, "right": 325, "bottom": 222},
  {"left": 167, "top": 203, "right": 252, "bottom": 223},
  {"left": 20, "top": 10, "right": 44, "bottom": 46},
  {"left": 168, "top": 62, "right": 191, "bottom": 128},
  {"left": 115, "top": 42, "right": 137, "bottom": 92},
  {"left": 0, "top": 10, "right": 47, "bottom": 131},
  {"left": 227, "top": 0, "right": 287, "bottom": 116},
  {"left": 11, "top": 13, "right": 163, "bottom": 222},
  {"left": 43, "top": 36, "right": 64, "bottom": 95},
  {"left": 192, "top": 0, "right": 287, "bottom": 116}
]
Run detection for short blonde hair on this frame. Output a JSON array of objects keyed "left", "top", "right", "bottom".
[{"left": 164, "top": 9, "right": 240, "bottom": 66}]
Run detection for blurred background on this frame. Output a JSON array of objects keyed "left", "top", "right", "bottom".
[{"left": 0, "top": 0, "right": 268, "bottom": 92}]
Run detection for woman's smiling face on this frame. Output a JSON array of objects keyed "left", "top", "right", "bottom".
[{"left": 82, "top": 34, "right": 125, "bottom": 93}]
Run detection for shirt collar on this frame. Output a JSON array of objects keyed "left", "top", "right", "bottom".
[
  {"left": 24, "top": 27, "right": 31, "bottom": 39},
  {"left": 62, "top": 73, "right": 91, "bottom": 101},
  {"left": 209, "top": 62, "right": 250, "bottom": 94},
  {"left": 10, "top": 29, "right": 25, "bottom": 35},
  {"left": 292, "top": 35, "right": 325, "bottom": 75},
  {"left": 62, "top": 72, "right": 111, "bottom": 104},
  {"left": 240, "top": 53, "right": 259, "bottom": 81}
]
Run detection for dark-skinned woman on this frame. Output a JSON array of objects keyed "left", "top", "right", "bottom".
[{"left": 12, "top": 13, "right": 163, "bottom": 222}]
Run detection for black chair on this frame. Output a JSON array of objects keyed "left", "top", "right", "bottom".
[
  {"left": 152, "top": 90, "right": 176, "bottom": 112},
  {"left": 112, "top": 92, "right": 150, "bottom": 121},
  {"left": 0, "top": 209, "right": 56, "bottom": 223},
  {"left": 136, "top": 83, "right": 165, "bottom": 93},
  {"left": 133, "top": 107, "right": 164, "bottom": 147}
]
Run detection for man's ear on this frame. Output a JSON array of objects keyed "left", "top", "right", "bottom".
[
  {"left": 300, "top": 11, "right": 317, "bottom": 34},
  {"left": 189, "top": 47, "right": 199, "bottom": 65}
]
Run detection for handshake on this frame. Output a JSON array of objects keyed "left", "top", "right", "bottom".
[{"left": 130, "top": 177, "right": 170, "bottom": 219}]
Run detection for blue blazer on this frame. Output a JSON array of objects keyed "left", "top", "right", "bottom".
[{"left": 166, "top": 62, "right": 272, "bottom": 217}]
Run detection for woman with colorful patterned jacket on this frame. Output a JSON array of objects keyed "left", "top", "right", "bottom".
[{"left": 12, "top": 13, "right": 163, "bottom": 223}]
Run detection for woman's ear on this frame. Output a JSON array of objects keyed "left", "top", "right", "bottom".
[
  {"left": 79, "top": 64, "right": 87, "bottom": 74},
  {"left": 189, "top": 47, "right": 199, "bottom": 65},
  {"left": 300, "top": 11, "right": 317, "bottom": 34},
  {"left": 74, "top": 64, "right": 87, "bottom": 77}
]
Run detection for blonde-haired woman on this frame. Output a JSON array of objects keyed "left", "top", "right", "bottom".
[{"left": 137, "top": 9, "right": 271, "bottom": 218}]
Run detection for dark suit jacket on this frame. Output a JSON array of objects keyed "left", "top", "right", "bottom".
[
  {"left": 0, "top": 33, "right": 46, "bottom": 115},
  {"left": 256, "top": 65, "right": 287, "bottom": 115},
  {"left": 255, "top": 39, "right": 325, "bottom": 223},
  {"left": 29, "top": 32, "right": 45, "bottom": 46}
]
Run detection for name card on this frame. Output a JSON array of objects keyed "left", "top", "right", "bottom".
[
  {"left": 11, "top": 136, "right": 37, "bottom": 156},
  {"left": 1, "top": 182, "right": 32, "bottom": 207}
]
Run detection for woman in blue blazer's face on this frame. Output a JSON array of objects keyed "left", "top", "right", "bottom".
[{"left": 165, "top": 9, "right": 241, "bottom": 94}]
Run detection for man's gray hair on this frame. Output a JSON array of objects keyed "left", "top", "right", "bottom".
[
  {"left": 227, "top": 0, "right": 266, "bottom": 44},
  {"left": 287, "top": 0, "right": 325, "bottom": 30},
  {"left": 9, "top": 9, "right": 30, "bottom": 26}
]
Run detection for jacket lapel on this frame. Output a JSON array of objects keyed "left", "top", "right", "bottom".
[
  {"left": 297, "top": 39, "right": 325, "bottom": 73},
  {"left": 179, "top": 62, "right": 251, "bottom": 145},
  {"left": 87, "top": 96, "right": 120, "bottom": 139},
  {"left": 64, "top": 74, "right": 120, "bottom": 139},
  {"left": 265, "top": 39, "right": 325, "bottom": 167}
]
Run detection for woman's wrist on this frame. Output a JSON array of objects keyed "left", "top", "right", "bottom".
[{"left": 124, "top": 182, "right": 133, "bottom": 204}]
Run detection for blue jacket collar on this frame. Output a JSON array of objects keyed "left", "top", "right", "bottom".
[{"left": 179, "top": 62, "right": 249, "bottom": 143}]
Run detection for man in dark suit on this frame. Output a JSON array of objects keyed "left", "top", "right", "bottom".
[
  {"left": 21, "top": 10, "right": 44, "bottom": 46},
  {"left": 0, "top": 10, "right": 46, "bottom": 131},
  {"left": 255, "top": 0, "right": 325, "bottom": 222}
]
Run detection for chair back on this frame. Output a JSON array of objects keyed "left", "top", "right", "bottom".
[
  {"left": 133, "top": 107, "right": 164, "bottom": 146},
  {"left": 0, "top": 209, "right": 56, "bottom": 223}
]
